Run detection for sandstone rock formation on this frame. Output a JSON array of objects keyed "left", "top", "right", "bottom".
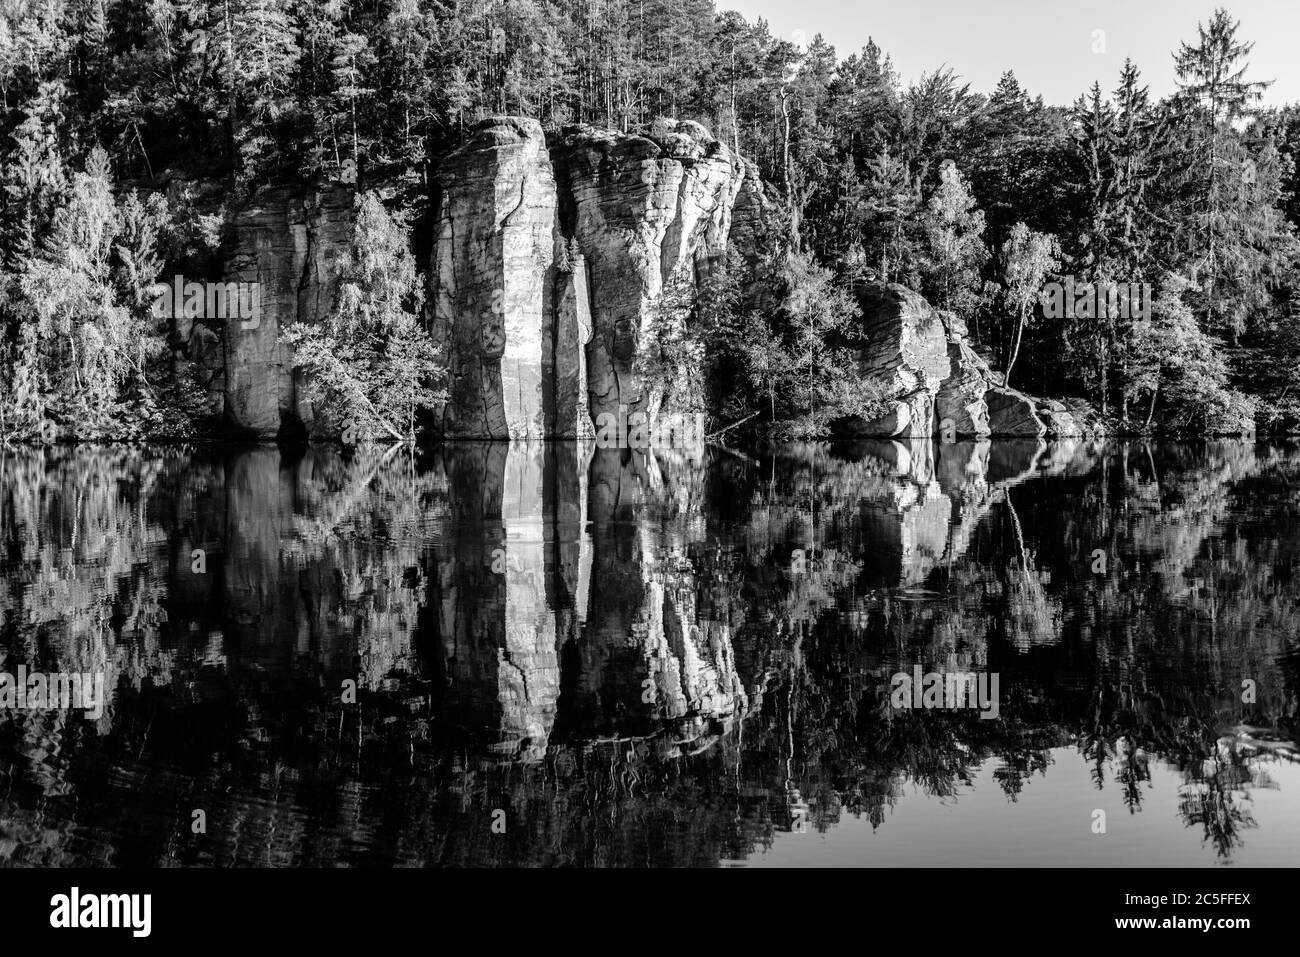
[
  {"left": 854, "top": 285, "right": 953, "bottom": 439},
  {"left": 221, "top": 185, "right": 355, "bottom": 439},
  {"left": 986, "top": 387, "right": 1045, "bottom": 437},
  {"left": 206, "top": 119, "right": 1099, "bottom": 447},
  {"left": 728, "top": 158, "right": 781, "bottom": 270},
  {"left": 853, "top": 282, "right": 1103, "bottom": 440},
  {"left": 429, "top": 117, "right": 558, "bottom": 439},
  {"left": 936, "top": 315, "right": 992, "bottom": 437},
  {"left": 427, "top": 116, "right": 758, "bottom": 438},
  {"left": 552, "top": 118, "right": 745, "bottom": 423}
]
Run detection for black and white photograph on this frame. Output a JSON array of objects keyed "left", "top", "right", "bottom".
[{"left": 0, "top": 0, "right": 1293, "bottom": 938}]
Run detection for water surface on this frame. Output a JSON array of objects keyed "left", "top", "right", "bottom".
[{"left": 0, "top": 438, "right": 1296, "bottom": 866}]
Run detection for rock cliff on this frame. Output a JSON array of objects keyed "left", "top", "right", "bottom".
[
  {"left": 220, "top": 185, "right": 355, "bottom": 439},
  {"left": 427, "top": 116, "right": 756, "bottom": 438},
  {"left": 425, "top": 122, "right": 1086, "bottom": 442},
  {"left": 206, "top": 120, "right": 1093, "bottom": 444},
  {"left": 428, "top": 118, "right": 559, "bottom": 440}
]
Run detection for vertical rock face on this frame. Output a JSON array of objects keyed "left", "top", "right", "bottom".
[
  {"left": 223, "top": 185, "right": 354, "bottom": 439},
  {"left": 552, "top": 119, "right": 744, "bottom": 421},
  {"left": 427, "top": 117, "right": 759, "bottom": 438},
  {"left": 173, "top": 311, "right": 225, "bottom": 420},
  {"left": 211, "top": 119, "right": 1097, "bottom": 444},
  {"left": 728, "top": 158, "right": 780, "bottom": 271},
  {"left": 430, "top": 117, "right": 558, "bottom": 439},
  {"left": 216, "top": 118, "right": 768, "bottom": 442},
  {"left": 935, "top": 314, "right": 992, "bottom": 437},
  {"left": 853, "top": 284, "right": 953, "bottom": 439}
]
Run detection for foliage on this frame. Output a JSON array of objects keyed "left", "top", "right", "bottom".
[
  {"left": 2, "top": 2, "right": 1300, "bottom": 437},
  {"left": 281, "top": 192, "right": 443, "bottom": 443},
  {"left": 1, "top": 147, "right": 176, "bottom": 442}
]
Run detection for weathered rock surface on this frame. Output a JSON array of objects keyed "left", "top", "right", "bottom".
[
  {"left": 222, "top": 185, "right": 354, "bottom": 439},
  {"left": 549, "top": 253, "right": 593, "bottom": 438},
  {"left": 987, "top": 387, "right": 1046, "bottom": 438},
  {"left": 429, "top": 117, "right": 558, "bottom": 439},
  {"left": 551, "top": 118, "right": 745, "bottom": 422},
  {"left": 426, "top": 117, "right": 754, "bottom": 437},
  {"left": 723, "top": 157, "right": 778, "bottom": 271},
  {"left": 853, "top": 285, "right": 951, "bottom": 439},
  {"left": 935, "top": 315, "right": 992, "bottom": 437},
  {"left": 851, "top": 281, "right": 1103, "bottom": 440},
  {"left": 207, "top": 120, "right": 1099, "bottom": 446}
]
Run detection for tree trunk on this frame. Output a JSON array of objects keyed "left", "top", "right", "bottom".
[
  {"left": 224, "top": 0, "right": 238, "bottom": 164},
  {"left": 781, "top": 88, "right": 798, "bottom": 245},
  {"left": 730, "top": 42, "right": 739, "bottom": 156},
  {"left": 1100, "top": 340, "right": 1109, "bottom": 418},
  {"left": 1005, "top": 304, "right": 1027, "bottom": 388}
]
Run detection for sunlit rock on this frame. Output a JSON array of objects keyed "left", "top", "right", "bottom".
[{"left": 429, "top": 117, "right": 558, "bottom": 439}]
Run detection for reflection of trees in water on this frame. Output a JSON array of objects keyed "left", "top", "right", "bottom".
[
  {"left": 712, "top": 439, "right": 1298, "bottom": 856},
  {"left": 1178, "top": 751, "right": 1258, "bottom": 860},
  {"left": 1, "top": 439, "right": 1299, "bottom": 865},
  {"left": 282, "top": 444, "right": 443, "bottom": 690}
]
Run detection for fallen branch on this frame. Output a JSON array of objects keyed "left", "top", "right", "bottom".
[{"left": 706, "top": 410, "right": 759, "bottom": 439}]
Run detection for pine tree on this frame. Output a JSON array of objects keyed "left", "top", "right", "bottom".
[{"left": 1173, "top": 7, "right": 1272, "bottom": 338}]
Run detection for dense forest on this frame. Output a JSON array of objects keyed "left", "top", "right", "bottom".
[{"left": 2, "top": 0, "right": 1300, "bottom": 441}]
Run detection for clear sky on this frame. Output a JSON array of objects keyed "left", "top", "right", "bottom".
[{"left": 721, "top": 0, "right": 1299, "bottom": 107}]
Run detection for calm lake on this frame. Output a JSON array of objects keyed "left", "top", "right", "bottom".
[{"left": 0, "top": 438, "right": 1297, "bottom": 867}]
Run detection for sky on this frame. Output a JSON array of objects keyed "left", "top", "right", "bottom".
[{"left": 721, "top": 0, "right": 1300, "bottom": 107}]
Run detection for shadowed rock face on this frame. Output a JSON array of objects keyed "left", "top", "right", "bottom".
[
  {"left": 987, "top": 387, "right": 1046, "bottom": 437},
  {"left": 855, "top": 285, "right": 952, "bottom": 440},
  {"left": 223, "top": 186, "right": 355, "bottom": 439},
  {"left": 728, "top": 158, "right": 781, "bottom": 270},
  {"left": 936, "top": 314, "right": 992, "bottom": 437}
]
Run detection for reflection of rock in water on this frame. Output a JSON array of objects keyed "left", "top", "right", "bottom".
[
  {"left": 4, "top": 441, "right": 1300, "bottom": 866},
  {"left": 813, "top": 437, "right": 1104, "bottom": 588},
  {"left": 496, "top": 443, "right": 563, "bottom": 760},
  {"left": 225, "top": 447, "right": 303, "bottom": 669},
  {"left": 431, "top": 443, "right": 563, "bottom": 761},
  {"left": 563, "top": 449, "right": 749, "bottom": 744},
  {"left": 428, "top": 443, "right": 749, "bottom": 757}
]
